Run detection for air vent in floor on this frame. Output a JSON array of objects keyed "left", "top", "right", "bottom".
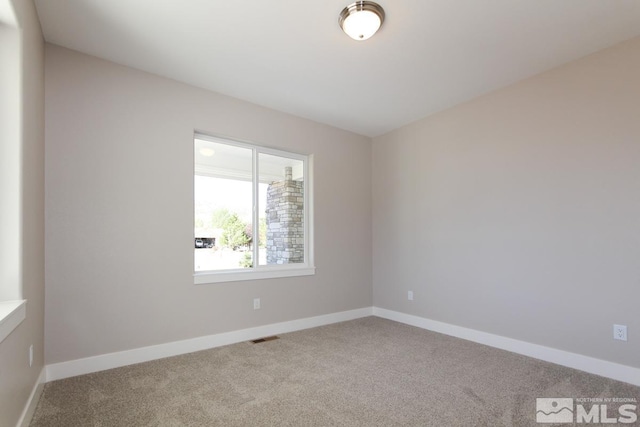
[{"left": 250, "top": 336, "right": 279, "bottom": 344}]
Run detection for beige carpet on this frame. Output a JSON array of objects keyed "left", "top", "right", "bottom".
[{"left": 31, "top": 317, "right": 639, "bottom": 426}]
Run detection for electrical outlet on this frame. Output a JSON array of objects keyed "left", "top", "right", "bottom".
[
  {"left": 408, "top": 291, "right": 414, "bottom": 301},
  {"left": 29, "top": 345, "right": 33, "bottom": 367},
  {"left": 253, "top": 298, "right": 261, "bottom": 310},
  {"left": 613, "top": 324, "right": 627, "bottom": 341}
]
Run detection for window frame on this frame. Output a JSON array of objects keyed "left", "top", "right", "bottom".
[
  {"left": 0, "top": 7, "right": 27, "bottom": 343},
  {"left": 193, "top": 132, "right": 315, "bottom": 284}
]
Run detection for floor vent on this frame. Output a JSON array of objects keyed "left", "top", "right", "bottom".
[{"left": 251, "top": 336, "right": 279, "bottom": 344}]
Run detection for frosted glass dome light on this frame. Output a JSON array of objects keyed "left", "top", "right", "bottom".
[{"left": 339, "top": 1, "right": 385, "bottom": 41}]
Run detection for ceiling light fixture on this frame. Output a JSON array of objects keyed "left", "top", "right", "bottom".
[
  {"left": 199, "top": 148, "right": 215, "bottom": 157},
  {"left": 339, "top": 1, "right": 385, "bottom": 41}
]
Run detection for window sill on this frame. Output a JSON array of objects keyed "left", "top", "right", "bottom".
[
  {"left": 194, "top": 266, "right": 315, "bottom": 285},
  {"left": 0, "top": 300, "right": 26, "bottom": 344}
]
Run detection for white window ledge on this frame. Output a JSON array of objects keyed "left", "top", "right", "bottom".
[
  {"left": 195, "top": 266, "right": 315, "bottom": 285},
  {"left": 0, "top": 300, "right": 26, "bottom": 344}
]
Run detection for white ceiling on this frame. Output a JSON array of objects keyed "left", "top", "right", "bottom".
[{"left": 34, "top": 0, "right": 640, "bottom": 137}]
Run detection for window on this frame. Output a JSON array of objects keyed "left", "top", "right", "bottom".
[
  {"left": 194, "top": 133, "right": 314, "bottom": 284},
  {"left": 0, "top": 11, "right": 27, "bottom": 342}
]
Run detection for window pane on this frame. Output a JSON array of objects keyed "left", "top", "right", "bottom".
[
  {"left": 194, "top": 139, "right": 253, "bottom": 271},
  {"left": 259, "top": 153, "right": 305, "bottom": 265}
]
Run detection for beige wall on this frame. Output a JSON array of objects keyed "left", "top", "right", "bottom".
[
  {"left": 373, "top": 36, "right": 640, "bottom": 368},
  {"left": 44, "top": 45, "right": 372, "bottom": 364},
  {"left": 0, "top": 0, "right": 45, "bottom": 425}
]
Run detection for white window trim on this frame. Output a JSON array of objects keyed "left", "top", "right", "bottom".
[
  {"left": 0, "top": 300, "right": 26, "bottom": 344},
  {"left": 193, "top": 133, "right": 315, "bottom": 285},
  {"left": 194, "top": 266, "right": 316, "bottom": 284},
  {"left": 1, "top": 2, "right": 25, "bottom": 337}
]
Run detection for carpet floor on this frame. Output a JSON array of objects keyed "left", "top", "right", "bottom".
[{"left": 31, "top": 317, "right": 639, "bottom": 426}]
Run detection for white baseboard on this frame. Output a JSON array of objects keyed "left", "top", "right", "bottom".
[
  {"left": 373, "top": 307, "right": 640, "bottom": 387},
  {"left": 17, "top": 367, "right": 45, "bottom": 427},
  {"left": 46, "top": 307, "right": 373, "bottom": 382},
  {"left": 45, "top": 306, "right": 639, "bottom": 387}
]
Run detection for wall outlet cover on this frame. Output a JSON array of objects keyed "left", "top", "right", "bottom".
[{"left": 613, "top": 324, "right": 627, "bottom": 341}]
